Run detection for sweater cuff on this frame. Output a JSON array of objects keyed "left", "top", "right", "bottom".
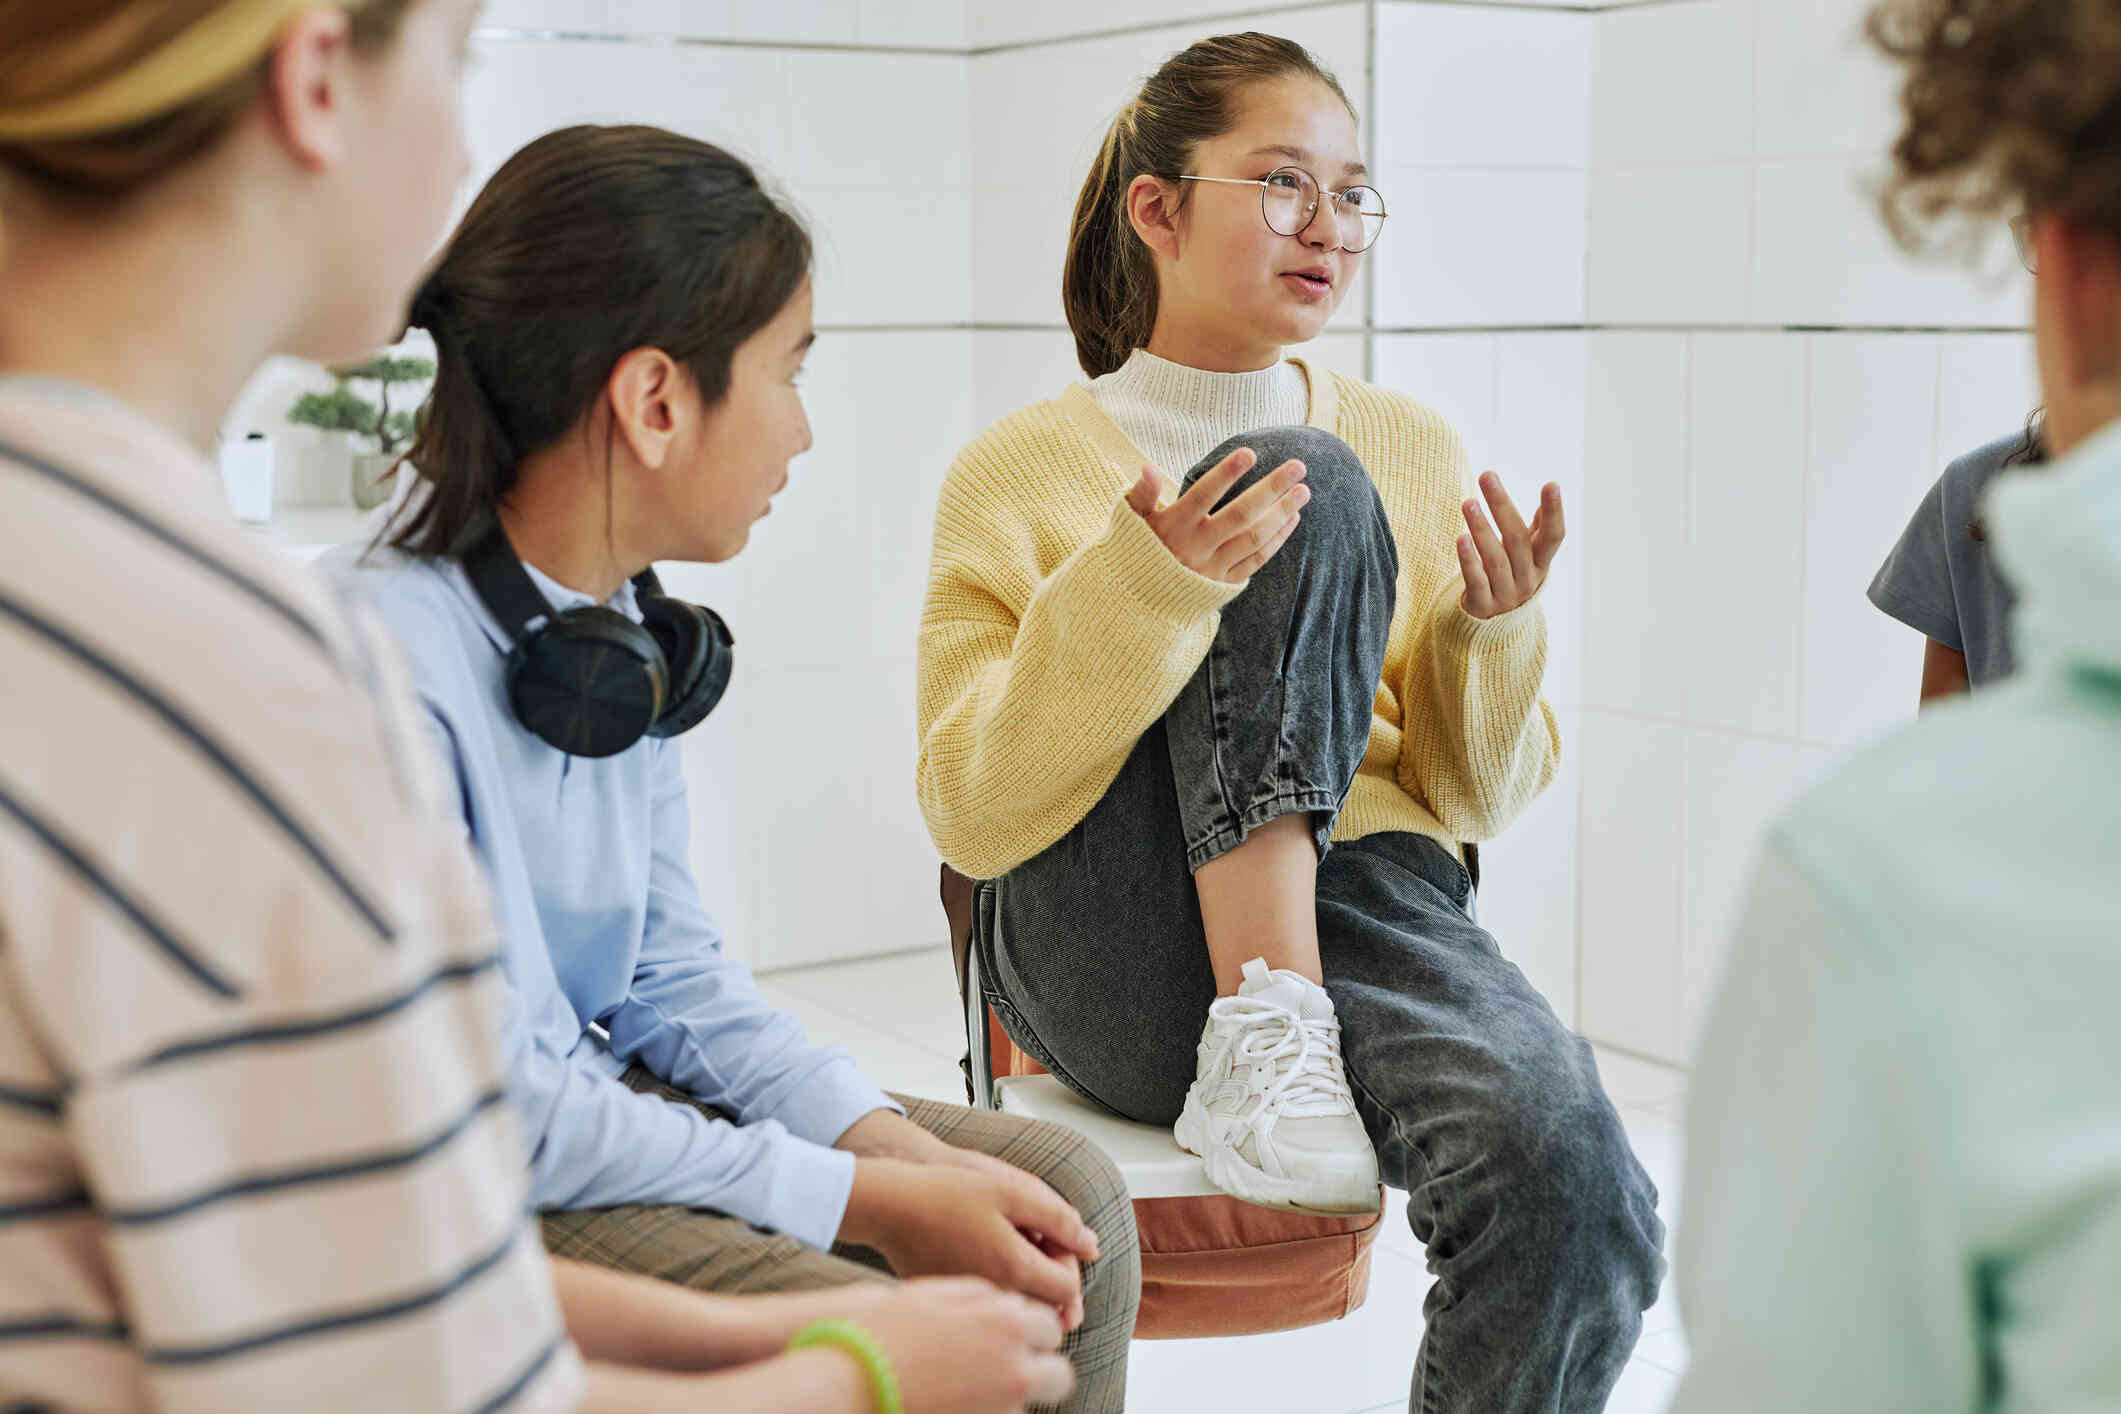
[
  {"left": 1092, "top": 498, "right": 1247, "bottom": 622},
  {"left": 1431, "top": 579, "right": 1549, "bottom": 658}
]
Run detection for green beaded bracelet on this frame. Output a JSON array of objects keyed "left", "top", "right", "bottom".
[{"left": 788, "top": 1318, "right": 905, "bottom": 1414}]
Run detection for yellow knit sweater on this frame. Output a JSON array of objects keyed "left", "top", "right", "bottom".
[{"left": 916, "top": 358, "right": 1560, "bottom": 881}]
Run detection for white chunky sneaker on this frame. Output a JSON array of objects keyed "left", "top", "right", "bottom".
[{"left": 1173, "top": 958, "right": 1380, "bottom": 1214}]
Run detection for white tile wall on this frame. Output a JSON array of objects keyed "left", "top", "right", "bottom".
[
  {"left": 1371, "top": 334, "right": 1500, "bottom": 466},
  {"left": 1371, "top": 5, "right": 1590, "bottom": 329},
  {"left": 1493, "top": 333, "right": 1591, "bottom": 709},
  {"left": 1936, "top": 334, "right": 2042, "bottom": 465},
  {"left": 483, "top": 0, "right": 962, "bottom": 47},
  {"left": 1799, "top": 333, "right": 1937, "bottom": 750},
  {"left": 1582, "top": 332, "right": 1689, "bottom": 716},
  {"left": 1591, "top": 0, "right": 1754, "bottom": 167},
  {"left": 781, "top": 51, "right": 969, "bottom": 190},
  {"left": 663, "top": 330, "right": 974, "bottom": 968},
  {"left": 1750, "top": 156, "right": 2030, "bottom": 327},
  {"left": 969, "top": 328, "right": 1085, "bottom": 430},
  {"left": 1569, "top": 0, "right": 2041, "bottom": 1063},
  {"left": 728, "top": 0, "right": 861, "bottom": 45},
  {"left": 800, "top": 186, "right": 974, "bottom": 326},
  {"left": 1587, "top": 163, "right": 1753, "bottom": 325},
  {"left": 1753, "top": 0, "right": 1898, "bottom": 160},
  {"left": 1681, "top": 333, "right": 1805, "bottom": 739},
  {"left": 463, "top": 37, "right": 788, "bottom": 186},
  {"left": 1378, "top": 167, "right": 1589, "bottom": 327},
  {"left": 971, "top": 0, "right": 1285, "bottom": 51},
  {"left": 856, "top": 0, "right": 967, "bottom": 49},
  {"left": 1565, "top": 324, "right": 2034, "bottom": 1059},
  {"left": 1477, "top": 708, "right": 1582, "bottom": 1029},
  {"left": 1578, "top": 710, "right": 1685, "bottom": 1061},
  {"left": 1677, "top": 729, "right": 1813, "bottom": 1048},
  {"left": 1375, "top": 5, "right": 1593, "bottom": 171}
]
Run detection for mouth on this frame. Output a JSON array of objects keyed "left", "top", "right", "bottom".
[{"left": 1281, "top": 267, "right": 1333, "bottom": 296}]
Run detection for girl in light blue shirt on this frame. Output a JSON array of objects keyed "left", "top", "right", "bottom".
[{"left": 346, "top": 124, "right": 1136, "bottom": 1413}]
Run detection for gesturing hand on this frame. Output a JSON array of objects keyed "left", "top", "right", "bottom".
[
  {"left": 1123, "top": 445, "right": 1311, "bottom": 584},
  {"left": 1457, "top": 471, "right": 1566, "bottom": 619}
]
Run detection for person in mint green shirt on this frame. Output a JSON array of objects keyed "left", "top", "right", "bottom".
[{"left": 1674, "top": 2, "right": 2121, "bottom": 1409}]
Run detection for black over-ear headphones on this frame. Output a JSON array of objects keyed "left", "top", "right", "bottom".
[{"left": 460, "top": 517, "right": 734, "bottom": 758}]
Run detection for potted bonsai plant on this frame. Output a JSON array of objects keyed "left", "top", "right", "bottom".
[{"left": 287, "top": 354, "right": 432, "bottom": 510}]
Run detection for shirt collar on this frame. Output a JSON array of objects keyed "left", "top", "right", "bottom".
[{"left": 449, "top": 553, "right": 646, "bottom": 659}]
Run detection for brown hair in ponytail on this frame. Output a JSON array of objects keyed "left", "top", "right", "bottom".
[
  {"left": 1062, "top": 32, "right": 1354, "bottom": 378},
  {"left": 390, "top": 124, "right": 812, "bottom": 559}
]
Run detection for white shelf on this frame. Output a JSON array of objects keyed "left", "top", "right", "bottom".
[{"left": 244, "top": 507, "right": 383, "bottom": 564}]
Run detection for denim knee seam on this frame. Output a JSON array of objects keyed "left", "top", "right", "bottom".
[{"left": 1183, "top": 785, "right": 1343, "bottom": 872}]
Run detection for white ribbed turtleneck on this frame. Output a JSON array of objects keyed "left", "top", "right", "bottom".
[{"left": 1087, "top": 348, "right": 1308, "bottom": 483}]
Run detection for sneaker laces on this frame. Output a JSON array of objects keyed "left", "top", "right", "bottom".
[{"left": 1208, "top": 994, "right": 1355, "bottom": 1118}]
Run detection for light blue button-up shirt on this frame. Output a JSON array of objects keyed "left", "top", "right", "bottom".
[{"left": 348, "top": 553, "right": 898, "bottom": 1250}]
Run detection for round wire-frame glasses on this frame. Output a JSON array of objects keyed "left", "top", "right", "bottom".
[
  {"left": 1178, "top": 165, "right": 1388, "bottom": 253},
  {"left": 2010, "top": 211, "right": 2037, "bottom": 274}
]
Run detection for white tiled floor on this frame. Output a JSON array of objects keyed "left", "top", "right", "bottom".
[{"left": 759, "top": 945, "right": 1692, "bottom": 1414}]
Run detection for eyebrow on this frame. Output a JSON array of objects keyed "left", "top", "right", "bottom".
[{"left": 1246, "top": 144, "right": 1369, "bottom": 181}]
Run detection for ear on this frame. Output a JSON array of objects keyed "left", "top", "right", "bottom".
[
  {"left": 1125, "top": 173, "right": 1184, "bottom": 260},
  {"left": 606, "top": 348, "right": 685, "bottom": 470},
  {"left": 260, "top": 8, "right": 357, "bottom": 171}
]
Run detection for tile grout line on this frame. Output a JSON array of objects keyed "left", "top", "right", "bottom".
[
  {"left": 805, "top": 321, "right": 2031, "bottom": 335},
  {"left": 485, "top": 0, "right": 1709, "bottom": 60}
]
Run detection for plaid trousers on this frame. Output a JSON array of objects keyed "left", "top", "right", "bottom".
[{"left": 541, "top": 1067, "right": 1139, "bottom": 1413}]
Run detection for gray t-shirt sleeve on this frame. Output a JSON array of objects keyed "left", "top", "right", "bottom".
[
  {"left": 1868, "top": 471, "right": 1965, "bottom": 650},
  {"left": 1868, "top": 432, "right": 2025, "bottom": 685}
]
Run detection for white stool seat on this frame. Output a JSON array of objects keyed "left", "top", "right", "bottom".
[{"left": 996, "top": 1074, "right": 1221, "bottom": 1200}]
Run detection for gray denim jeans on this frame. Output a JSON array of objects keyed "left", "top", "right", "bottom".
[{"left": 973, "top": 425, "right": 1666, "bottom": 1413}]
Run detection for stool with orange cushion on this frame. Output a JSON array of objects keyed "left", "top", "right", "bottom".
[{"left": 940, "top": 866, "right": 1382, "bottom": 1340}]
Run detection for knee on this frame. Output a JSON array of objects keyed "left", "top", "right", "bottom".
[
  {"left": 1494, "top": 1093, "right": 1667, "bottom": 1305},
  {"left": 1024, "top": 1117, "right": 1134, "bottom": 1237},
  {"left": 1188, "top": 425, "right": 1378, "bottom": 527},
  {"left": 1014, "top": 1119, "right": 1142, "bottom": 1310}
]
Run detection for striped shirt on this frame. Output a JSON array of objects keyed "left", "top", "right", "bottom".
[{"left": 0, "top": 379, "right": 583, "bottom": 1413}]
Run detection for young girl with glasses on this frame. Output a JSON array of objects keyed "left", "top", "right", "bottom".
[{"left": 916, "top": 31, "right": 1665, "bottom": 1414}]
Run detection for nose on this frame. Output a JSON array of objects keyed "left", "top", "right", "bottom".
[{"left": 1298, "top": 201, "right": 1343, "bottom": 254}]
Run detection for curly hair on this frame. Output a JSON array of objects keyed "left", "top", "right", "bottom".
[{"left": 1870, "top": 0, "right": 2121, "bottom": 255}]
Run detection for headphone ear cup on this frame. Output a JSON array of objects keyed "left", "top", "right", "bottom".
[
  {"left": 641, "top": 597, "right": 732, "bottom": 739},
  {"left": 506, "top": 609, "right": 669, "bottom": 758}
]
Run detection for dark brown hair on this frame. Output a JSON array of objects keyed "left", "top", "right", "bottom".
[
  {"left": 388, "top": 124, "right": 812, "bottom": 559},
  {"left": 1062, "top": 32, "right": 1354, "bottom": 378},
  {"left": 0, "top": 1, "right": 418, "bottom": 200},
  {"left": 1870, "top": 0, "right": 2121, "bottom": 254}
]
